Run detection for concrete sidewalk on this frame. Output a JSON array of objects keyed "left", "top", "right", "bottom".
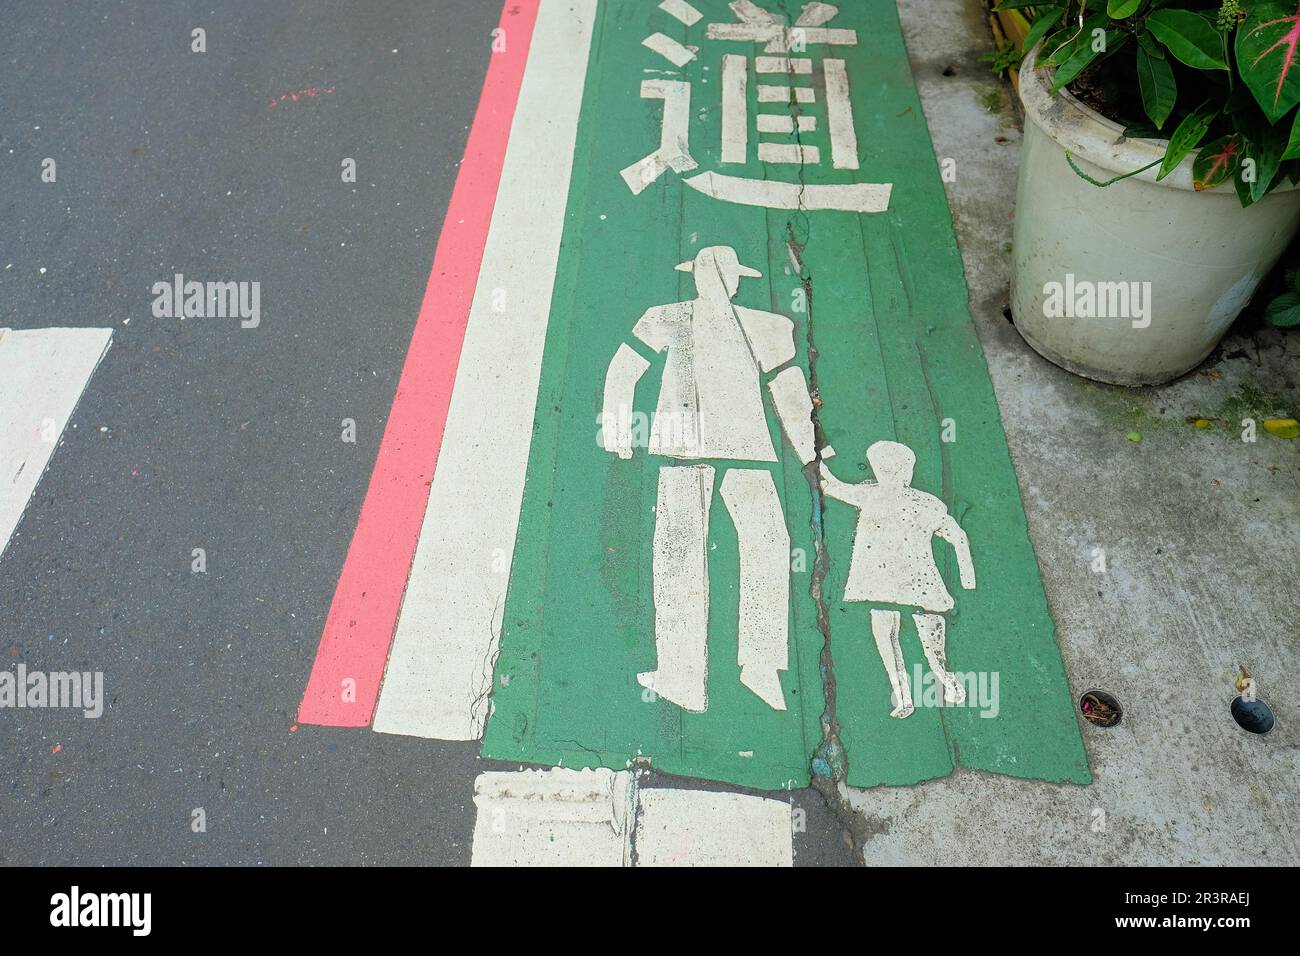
[{"left": 842, "top": 0, "right": 1300, "bottom": 866}]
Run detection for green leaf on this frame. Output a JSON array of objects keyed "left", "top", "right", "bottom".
[
  {"left": 1283, "top": 108, "right": 1300, "bottom": 159},
  {"left": 1022, "top": 6, "right": 1065, "bottom": 55},
  {"left": 1137, "top": 28, "right": 1166, "bottom": 59},
  {"left": 993, "top": 1, "right": 1040, "bottom": 9},
  {"left": 1263, "top": 417, "right": 1300, "bottom": 438},
  {"left": 1224, "top": 82, "right": 1259, "bottom": 114},
  {"left": 1266, "top": 291, "right": 1300, "bottom": 326},
  {"left": 1051, "top": 39, "right": 1104, "bottom": 92},
  {"left": 1107, "top": 0, "right": 1142, "bottom": 17},
  {"left": 1039, "top": 28, "right": 1075, "bottom": 67},
  {"left": 1123, "top": 120, "right": 1162, "bottom": 139},
  {"left": 1237, "top": 115, "right": 1288, "bottom": 201},
  {"left": 1137, "top": 45, "right": 1178, "bottom": 128},
  {"left": 1236, "top": 2, "right": 1300, "bottom": 122},
  {"left": 1192, "top": 134, "right": 1242, "bottom": 191},
  {"left": 1147, "top": 9, "right": 1229, "bottom": 70},
  {"left": 1233, "top": 160, "right": 1254, "bottom": 206},
  {"left": 1098, "top": 30, "right": 1131, "bottom": 63},
  {"left": 1042, "top": 13, "right": 1112, "bottom": 67},
  {"left": 1042, "top": 21, "right": 1092, "bottom": 67},
  {"left": 1158, "top": 101, "right": 1218, "bottom": 180},
  {"left": 1050, "top": 24, "right": 1127, "bottom": 92}
]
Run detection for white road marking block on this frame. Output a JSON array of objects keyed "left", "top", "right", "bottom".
[
  {"left": 470, "top": 768, "right": 634, "bottom": 867},
  {"left": 643, "top": 32, "right": 697, "bottom": 68},
  {"left": 721, "top": 54, "right": 748, "bottom": 164},
  {"left": 0, "top": 327, "right": 112, "bottom": 560},
  {"left": 823, "top": 59, "right": 860, "bottom": 170},
  {"left": 757, "top": 84, "right": 815, "bottom": 103},
  {"left": 620, "top": 80, "right": 698, "bottom": 195},
  {"left": 468, "top": 769, "right": 795, "bottom": 867},
  {"left": 658, "top": 0, "right": 702, "bottom": 27},
  {"left": 684, "top": 171, "right": 891, "bottom": 212},
  {"left": 371, "top": 0, "right": 598, "bottom": 741},
  {"left": 755, "top": 56, "right": 812, "bottom": 74},
  {"left": 758, "top": 143, "right": 820, "bottom": 165},
  {"left": 635, "top": 788, "right": 794, "bottom": 866},
  {"left": 756, "top": 114, "right": 816, "bottom": 133}
]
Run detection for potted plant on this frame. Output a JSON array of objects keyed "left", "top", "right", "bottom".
[{"left": 1002, "top": 0, "right": 1300, "bottom": 385}]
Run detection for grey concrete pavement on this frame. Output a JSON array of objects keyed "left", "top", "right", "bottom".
[{"left": 843, "top": 0, "right": 1300, "bottom": 866}]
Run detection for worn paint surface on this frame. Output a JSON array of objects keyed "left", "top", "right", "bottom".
[
  {"left": 482, "top": 0, "right": 1089, "bottom": 789},
  {"left": 468, "top": 768, "right": 795, "bottom": 866}
]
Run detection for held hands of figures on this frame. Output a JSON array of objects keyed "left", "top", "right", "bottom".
[
  {"left": 809, "top": 445, "right": 834, "bottom": 470},
  {"left": 816, "top": 455, "right": 835, "bottom": 488}
]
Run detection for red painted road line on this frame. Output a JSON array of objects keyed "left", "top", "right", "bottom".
[{"left": 298, "top": 0, "right": 541, "bottom": 726}]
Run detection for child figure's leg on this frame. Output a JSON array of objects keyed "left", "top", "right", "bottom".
[
  {"left": 913, "top": 612, "right": 965, "bottom": 705},
  {"left": 870, "top": 609, "right": 913, "bottom": 718}
]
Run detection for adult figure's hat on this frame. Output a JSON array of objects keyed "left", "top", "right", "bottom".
[{"left": 675, "top": 245, "right": 763, "bottom": 279}]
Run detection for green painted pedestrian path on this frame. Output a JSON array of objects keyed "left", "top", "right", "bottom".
[{"left": 481, "top": 0, "right": 1090, "bottom": 791}]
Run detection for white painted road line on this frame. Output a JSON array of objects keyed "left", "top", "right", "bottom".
[
  {"left": 635, "top": 788, "right": 793, "bottom": 866},
  {"left": 721, "top": 53, "right": 748, "bottom": 164},
  {"left": 684, "top": 171, "right": 891, "bottom": 212},
  {"left": 757, "top": 84, "right": 814, "bottom": 103},
  {"left": 470, "top": 768, "right": 633, "bottom": 867},
  {"left": 755, "top": 56, "right": 812, "bottom": 74},
  {"left": 823, "top": 58, "right": 860, "bottom": 170},
  {"left": 658, "top": 0, "right": 702, "bottom": 27},
  {"left": 756, "top": 113, "right": 816, "bottom": 134},
  {"left": 758, "top": 142, "right": 821, "bottom": 165},
  {"left": 0, "top": 327, "right": 112, "bottom": 560},
  {"left": 643, "top": 32, "right": 696, "bottom": 68},
  {"left": 370, "top": 0, "right": 598, "bottom": 741},
  {"left": 468, "top": 768, "right": 795, "bottom": 866}
]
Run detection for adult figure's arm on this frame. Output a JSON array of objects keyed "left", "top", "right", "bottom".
[
  {"left": 818, "top": 461, "right": 861, "bottom": 504},
  {"left": 602, "top": 306, "right": 673, "bottom": 458},
  {"left": 738, "top": 307, "right": 825, "bottom": 466},
  {"left": 601, "top": 343, "right": 649, "bottom": 459},
  {"left": 769, "top": 365, "right": 817, "bottom": 465}
]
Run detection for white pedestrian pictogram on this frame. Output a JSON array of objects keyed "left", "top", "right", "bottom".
[
  {"left": 820, "top": 441, "right": 976, "bottom": 717},
  {"left": 601, "top": 246, "right": 824, "bottom": 712}
]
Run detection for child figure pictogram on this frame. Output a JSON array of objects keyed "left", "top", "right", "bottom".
[{"left": 820, "top": 441, "right": 976, "bottom": 717}]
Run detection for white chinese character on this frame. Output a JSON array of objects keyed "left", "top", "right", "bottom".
[{"left": 621, "top": 1, "right": 891, "bottom": 213}]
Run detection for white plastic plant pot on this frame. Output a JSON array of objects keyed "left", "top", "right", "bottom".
[{"left": 1011, "top": 46, "right": 1300, "bottom": 386}]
